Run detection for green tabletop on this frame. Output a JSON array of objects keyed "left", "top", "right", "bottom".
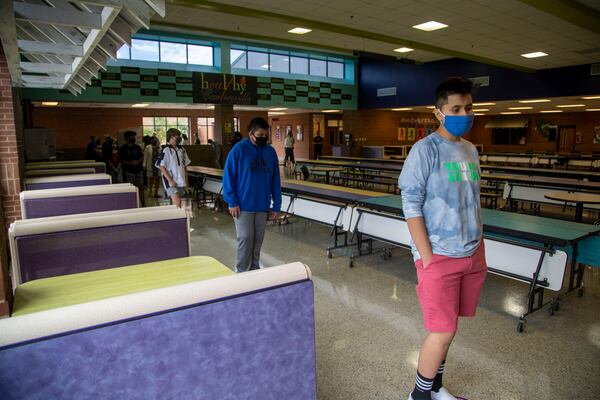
[{"left": 13, "top": 256, "right": 233, "bottom": 316}]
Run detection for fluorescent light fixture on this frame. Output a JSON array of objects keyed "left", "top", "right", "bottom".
[
  {"left": 508, "top": 106, "right": 533, "bottom": 110},
  {"left": 260, "top": 64, "right": 270, "bottom": 69},
  {"left": 322, "top": 109, "right": 341, "bottom": 113},
  {"left": 473, "top": 102, "right": 496, "bottom": 106},
  {"left": 207, "top": 105, "right": 215, "bottom": 109},
  {"left": 268, "top": 112, "right": 286, "bottom": 115},
  {"left": 131, "top": 103, "right": 149, "bottom": 108},
  {"left": 540, "top": 110, "right": 563, "bottom": 113},
  {"left": 500, "top": 111, "right": 521, "bottom": 115},
  {"left": 269, "top": 108, "right": 288, "bottom": 111},
  {"left": 392, "top": 107, "right": 412, "bottom": 111},
  {"left": 556, "top": 104, "right": 585, "bottom": 108},
  {"left": 412, "top": 21, "right": 448, "bottom": 31},
  {"left": 425, "top": 106, "right": 436, "bottom": 109},
  {"left": 585, "top": 108, "right": 600, "bottom": 111},
  {"left": 474, "top": 113, "right": 485, "bottom": 116},
  {"left": 288, "top": 27, "right": 312, "bottom": 34},
  {"left": 518, "top": 99, "right": 551, "bottom": 103},
  {"left": 521, "top": 52, "right": 548, "bottom": 58},
  {"left": 582, "top": 96, "right": 600, "bottom": 100},
  {"left": 473, "top": 109, "right": 489, "bottom": 112},
  {"left": 394, "top": 47, "right": 414, "bottom": 53},
  {"left": 41, "top": 101, "right": 58, "bottom": 106}
]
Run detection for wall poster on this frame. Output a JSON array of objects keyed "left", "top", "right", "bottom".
[
  {"left": 312, "top": 114, "right": 325, "bottom": 137},
  {"left": 397, "top": 127, "right": 406, "bottom": 141},
  {"left": 407, "top": 127, "right": 416, "bottom": 141}
]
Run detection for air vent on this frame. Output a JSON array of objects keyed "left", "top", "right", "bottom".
[
  {"left": 591, "top": 63, "right": 600, "bottom": 76},
  {"left": 377, "top": 87, "right": 397, "bottom": 97}
]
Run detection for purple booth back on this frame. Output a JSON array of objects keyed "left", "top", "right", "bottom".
[
  {"left": 25, "top": 178, "right": 111, "bottom": 190},
  {"left": 0, "top": 280, "right": 317, "bottom": 400},
  {"left": 23, "top": 193, "right": 138, "bottom": 219},
  {"left": 16, "top": 219, "right": 189, "bottom": 283}
]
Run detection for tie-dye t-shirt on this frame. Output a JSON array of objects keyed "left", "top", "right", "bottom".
[{"left": 399, "top": 132, "right": 482, "bottom": 260}]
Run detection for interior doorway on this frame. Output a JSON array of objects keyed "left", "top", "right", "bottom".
[{"left": 557, "top": 125, "right": 576, "bottom": 153}]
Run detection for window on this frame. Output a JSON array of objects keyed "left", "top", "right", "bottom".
[
  {"left": 230, "top": 49, "right": 247, "bottom": 69},
  {"left": 270, "top": 53, "right": 289, "bottom": 73},
  {"left": 290, "top": 56, "right": 308, "bottom": 75},
  {"left": 327, "top": 61, "right": 344, "bottom": 79},
  {"left": 160, "top": 42, "right": 187, "bottom": 64},
  {"left": 131, "top": 39, "right": 159, "bottom": 62},
  {"left": 248, "top": 51, "right": 269, "bottom": 71},
  {"left": 491, "top": 128, "right": 526, "bottom": 145},
  {"left": 309, "top": 58, "right": 327, "bottom": 77},
  {"left": 197, "top": 117, "right": 215, "bottom": 143},
  {"left": 143, "top": 116, "right": 189, "bottom": 144},
  {"left": 117, "top": 44, "right": 130, "bottom": 60},
  {"left": 188, "top": 44, "right": 213, "bottom": 65}
]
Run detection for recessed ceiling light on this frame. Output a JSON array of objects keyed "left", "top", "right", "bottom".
[
  {"left": 501, "top": 111, "right": 521, "bottom": 115},
  {"left": 556, "top": 104, "right": 585, "bottom": 108},
  {"left": 521, "top": 52, "right": 548, "bottom": 58},
  {"left": 288, "top": 27, "right": 312, "bottom": 34},
  {"left": 41, "top": 101, "right": 59, "bottom": 106},
  {"left": 425, "top": 106, "right": 436, "bottom": 109},
  {"left": 518, "top": 99, "right": 551, "bottom": 103},
  {"left": 473, "top": 109, "right": 489, "bottom": 112},
  {"left": 131, "top": 103, "right": 149, "bottom": 108},
  {"left": 540, "top": 110, "right": 563, "bottom": 113},
  {"left": 474, "top": 113, "right": 485, "bottom": 116},
  {"left": 393, "top": 47, "right": 413, "bottom": 53},
  {"left": 322, "top": 109, "right": 341, "bottom": 113},
  {"left": 268, "top": 112, "right": 286, "bottom": 115},
  {"left": 509, "top": 107, "right": 533, "bottom": 110},
  {"left": 412, "top": 21, "right": 448, "bottom": 31},
  {"left": 473, "top": 102, "right": 496, "bottom": 106},
  {"left": 269, "top": 108, "right": 288, "bottom": 111},
  {"left": 581, "top": 96, "right": 600, "bottom": 100},
  {"left": 392, "top": 107, "right": 412, "bottom": 111},
  {"left": 585, "top": 108, "right": 600, "bottom": 111}
]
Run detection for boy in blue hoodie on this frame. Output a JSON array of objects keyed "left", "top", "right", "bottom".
[{"left": 223, "top": 117, "right": 282, "bottom": 273}]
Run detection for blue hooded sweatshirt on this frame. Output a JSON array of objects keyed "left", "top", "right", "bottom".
[{"left": 223, "top": 138, "right": 282, "bottom": 212}]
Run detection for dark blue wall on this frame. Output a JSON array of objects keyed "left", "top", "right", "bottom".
[{"left": 358, "top": 57, "right": 600, "bottom": 109}]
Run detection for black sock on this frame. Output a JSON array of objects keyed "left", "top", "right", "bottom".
[
  {"left": 411, "top": 370, "right": 434, "bottom": 400},
  {"left": 432, "top": 359, "right": 446, "bottom": 392}
]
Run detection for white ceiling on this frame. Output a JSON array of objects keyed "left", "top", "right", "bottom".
[{"left": 154, "top": 0, "right": 600, "bottom": 70}]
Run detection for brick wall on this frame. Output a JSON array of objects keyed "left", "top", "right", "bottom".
[{"left": 0, "top": 44, "right": 23, "bottom": 316}]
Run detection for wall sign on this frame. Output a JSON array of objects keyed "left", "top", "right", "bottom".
[{"left": 192, "top": 72, "right": 257, "bottom": 105}]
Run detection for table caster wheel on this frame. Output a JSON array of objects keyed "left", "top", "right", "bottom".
[
  {"left": 349, "top": 256, "right": 354, "bottom": 268},
  {"left": 548, "top": 305, "right": 555, "bottom": 316},
  {"left": 579, "top": 287, "right": 585, "bottom": 297},
  {"left": 516, "top": 318, "right": 526, "bottom": 333},
  {"left": 327, "top": 250, "right": 332, "bottom": 259}
]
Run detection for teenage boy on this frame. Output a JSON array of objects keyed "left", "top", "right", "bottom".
[
  {"left": 399, "top": 77, "right": 486, "bottom": 400},
  {"left": 119, "top": 130, "right": 145, "bottom": 206},
  {"left": 223, "top": 117, "right": 282, "bottom": 273},
  {"left": 158, "top": 128, "right": 190, "bottom": 208}
]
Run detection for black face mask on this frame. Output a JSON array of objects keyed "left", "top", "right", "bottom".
[{"left": 254, "top": 136, "right": 268, "bottom": 147}]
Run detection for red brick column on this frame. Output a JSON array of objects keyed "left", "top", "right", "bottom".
[{"left": 0, "top": 44, "right": 24, "bottom": 316}]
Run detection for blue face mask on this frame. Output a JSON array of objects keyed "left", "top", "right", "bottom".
[{"left": 438, "top": 111, "right": 474, "bottom": 137}]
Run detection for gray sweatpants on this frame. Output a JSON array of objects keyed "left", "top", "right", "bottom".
[{"left": 233, "top": 211, "right": 268, "bottom": 273}]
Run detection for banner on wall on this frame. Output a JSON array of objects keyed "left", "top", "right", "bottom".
[
  {"left": 416, "top": 127, "right": 425, "bottom": 141},
  {"left": 192, "top": 72, "right": 257, "bottom": 105},
  {"left": 407, "top": 127, "right": 415, "bottom": 141},
  {"left": 397, "top": 127, "right": 406, "bottom": 141},
  {"left": 313, "top": 114, "right": 325, "bottom": 137}
]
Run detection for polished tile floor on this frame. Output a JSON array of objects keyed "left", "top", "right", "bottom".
[{"left": 141, "top": 186, "right": 600, "bottom": 400}]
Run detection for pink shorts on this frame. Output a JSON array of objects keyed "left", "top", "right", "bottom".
[{"left": 415, "top": 243, "right": 487, "bottom": 333}]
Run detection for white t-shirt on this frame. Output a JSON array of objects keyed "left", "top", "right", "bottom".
[{"left": 158, "top": 145, "right": 191, "bottom": 187}]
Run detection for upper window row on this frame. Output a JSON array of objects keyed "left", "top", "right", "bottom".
[
  {"left": 117, "top": 39, "right": 213, "bottom": 66},
  {"left": 230, "top": 49, "right": 345, "bottom": 79}
]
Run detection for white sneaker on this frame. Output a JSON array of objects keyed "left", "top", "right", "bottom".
[{"left": 432, "top": 387, "right": 467, "bottom": 400}]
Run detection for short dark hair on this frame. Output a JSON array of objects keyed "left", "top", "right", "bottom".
[
  {"left": 435, "top": 77, "right": 473, "bottom": 110},
  {"left": 247, "top": 117, "right": 269, "bottom": 134},
  {"left": 166, "top": 128, "right": 181, "bottom": 141},
  {"left": 123, "top": 130, "right": 137, "bottom": 139}
]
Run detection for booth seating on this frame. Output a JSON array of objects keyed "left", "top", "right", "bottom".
[
  {"left": 0, "top": 257, "right": 316, "bottom": 400},
  {"left": 25, "top": 168, "right": 97, "bottom": 177},
  {"left": 26, "top": 161, "right": 106, "bottom": 174},
  {"left": 9, "top": 206, "right": 189, "bottom": 287},
  {"left": 24, "top": 173, "right": 111, "bottom": 190},
  {"left": 20, "top": 183, "right": 139, "bottom": 219}
]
